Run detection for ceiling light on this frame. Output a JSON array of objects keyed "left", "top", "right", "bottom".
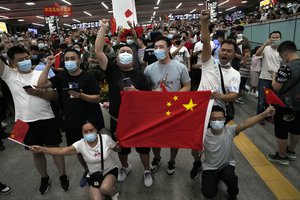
[
  {"left": 84, "top": 11, "right": 92, "bottom": 16},
  {"left": 198, "top": 3, "right": 204, "bottom": 6},
  {"left": 61, "top": 0, "right": 71, "bottom": 5},
  {"left": 101, "top": 2, "right": 109, "bottom": 9},
  {"left": 72, "top": 19, "right": 80, "bottom": 23},
  {"left": 32, "top": 23, "right": 44, "bottom": 27},
  {"left": 226, "top": 6, "right": 236, "bottom": 11},
  {"left": 218, "top": 11, "right": 223, "bottom": 13},
  {"left": 18, "top": 19, "right": 25, "bottom": 22},
  {"left": 176, "top": 3, "right": 182, "bottom": 9},
  {"left": 190, "top": 9, "right": 196, "bottom": 13},
  {"left": 25, "top": 2, "right": 35, "bottom": 5},
  {"left": 36, "top": 15, "right": 44, "bottom": 19},
  {"left": 153, "top": 11, "right": 156, "bottom": 16},
  {"left": 108, "top": 10, "right": 113, "bottom": 13},
  {"left": 157, "top": 0, "right": 160, "bottom": 5},
  {"left": 0, "top": 15, "right": 9, "bottom": 19},
  {"left": 218, "top": 0, "right": 229, "bottom": 6},
  {"left": 241, "top": 1, "right": 247, "bottom": 3},
  {"left": 154, "top": 7, "right": 159, "bottom": 9},
  {"left": 159, "top": 17, "right": 162, "bottom": 20},
  {"left": 0, "top": 6, "right": 11, "bottom": 11}
]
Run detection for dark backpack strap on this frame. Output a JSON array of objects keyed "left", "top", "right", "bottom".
[
  {"left": 218, "top": 64, "right": 226, "bottom": 94},
  {"left": 99, "top": 134, "right": 104, "bottom": 172}
]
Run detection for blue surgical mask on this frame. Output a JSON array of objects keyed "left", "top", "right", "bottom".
[
  {"left": 84, "top": 132, "right": 97, "bottom": 142},
  {"left": 210, "top": 120, "right": 225, "bottom": 130},
  {"left": 65, "top": 61, "right": 78, "bottom": 72},
  {"left": 118, "top": 52, "right": 133, "bottom": 65},
  {"left": 154, "top": 49, "right": 167, "bottom": 60},
  {"left": 271, "top": 39, "right": 281, "bottom": 47},
  {"left": 17, "top": 59, "right": 32, "bottom": 72},
  {"left": 31, "top": 54, "right": 38, "bottom": 60},
  {"left": 167, "top": 34, "right": 173, "bottom": 39},
  {"left": 126, "top": 39, "right": 134, "bottom": 45}
]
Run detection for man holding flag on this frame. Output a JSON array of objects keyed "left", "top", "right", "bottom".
[
  {"left": 267, "top": 41, "right": 300, "bottom": 165},
  {"left": 144, "top": 35, "right": 191, "bottom": 177}
]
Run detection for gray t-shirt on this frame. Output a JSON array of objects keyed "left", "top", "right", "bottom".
[
  {"left": 203, "top": 125, "right": 238, "bottom": 171},
  {"left": 144, "top": 59, "right": 191, "bottom": 91}
]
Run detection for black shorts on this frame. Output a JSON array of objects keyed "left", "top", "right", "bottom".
[
  {"left": 110, "top": 118, "right": 150, "bottom": 155},
  {"left": 64, "top": 127, "right": 83, "bottom": 146},
  {"left": 87, "top": 167, "right": 118, "bottom": 188},
  {"left": 274, "top": 108, "right": 300, "bottom": 139},
  {"left": 24, "top": 118, "right": 62, "bottom": 146}
]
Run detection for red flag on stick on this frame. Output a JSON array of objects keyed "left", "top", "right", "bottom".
[
  {"left": 110, "top": 17, "right": 117, "bottom": 35},
  {"left": 8, "top": 120, "right": 30, "bottom": 147},
  {"left": 116, "top": 91, "right": 212, "bottom": 150},
  {"left": 264, "top": 88, "right": 285, "bottom": 107}
]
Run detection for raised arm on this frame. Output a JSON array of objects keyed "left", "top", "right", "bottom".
[
  {"left": 200, "top": 10, "right": 212, "bottom": 63},
  {"left": 37, "top": 56, "right": 54, "bottom": 88},
  {"left": 94, "top": 19, "right": 109, "bottom": 71},
  {"left": 127, "top": 20, "right": 138, "bottom": 45},
  {"left": 235, "top": 106, "right": 275, "bottom": 134},
  {"left": 256, "top": 38, "right": 271, "bottom": 56}
]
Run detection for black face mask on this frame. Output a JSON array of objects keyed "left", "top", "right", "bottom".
[{"left": 175, "top": 41, "right": 181, "bottom": 45}]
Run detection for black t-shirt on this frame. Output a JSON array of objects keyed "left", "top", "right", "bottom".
[
  {"left": 105, "top": 61, "right": 151, "bottom": 118},
  {"left": 49, "top": 70, "right": 103, "bottom": 129},
  {"left": 143, "top": 44, "right": 157, "bottom": 65}
]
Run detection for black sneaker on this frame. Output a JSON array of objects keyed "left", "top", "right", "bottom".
[
  {"left": 166, "top": 161, "right": 176, "bottom": 177},
  {"left": 267, "top": 152, "right": 289, "bottom": 165},
  {"left": 286, "top": 147, "right": 296, "bottom": 161},
  {"left": 60, "top": 175, "right": 70, "bottom": 191},
  {"left": 190, "top": 160, "right": 202, "bottom": 179},
  {"left": 0, "top": 182, "right": 11, "bottom": 195},
  {"left": 150, "top": 157, "right": 162, "bottom": 173},
  {"left": 39, "top": 176, "right": 51, "bottom": 194}
]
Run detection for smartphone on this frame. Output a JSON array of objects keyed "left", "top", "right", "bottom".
[
  {"left": 123, "top": 77, "right": 132, "bottom": 87},
  {"left": 61, "top": 87, "right": 81, "bottom": 92},
  {"left": 23, "top": 85, "right": 33, "bottom": 89}
]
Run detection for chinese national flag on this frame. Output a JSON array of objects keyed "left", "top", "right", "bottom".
[
  {"left": 9, "top": 120, "right": 29, "bottom": 143},
  {"left": 110, "top": 17, "right": 117, "bottom": 35},
  {"left": 116, "top": 91, "right": 212, "bottom": 150},
  {"left": 264, "top": 88, "right": 285, "bottom": 107}
]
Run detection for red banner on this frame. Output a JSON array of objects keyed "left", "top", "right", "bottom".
[
  {"left": 116, "top": 91, "right": 212, "bottom": 150},
  {"left": 44, "top": 5, "right": 72, "bottom": 17}
]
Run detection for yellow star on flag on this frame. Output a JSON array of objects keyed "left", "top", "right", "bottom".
[
  {"left": 166, "top": 110, "right": 171, "bottom": 116},
  {"left": 265, "top": 90, "right": 269, "bottom": 94},
  {"left": 173, "top": 96, "right": 179, "bottom": 101},
  {"left": 166, "top": 102, "right": 172, "bottom": 107},
  {"left": 182, "top": 98, "right": 198, "bottom": 111}
]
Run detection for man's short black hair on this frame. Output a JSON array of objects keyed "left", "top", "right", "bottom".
[
  {"left": 211, "top": 106, "right": 225, "bottom": 116},
  {"left": 126, "top": 33, "right": 134, "bottom": 38},
  {"left": 154, "top": 36, "right": 171, "bottom": 48},
  {"left": 173, "top": 35, "right": 181, "bottom": 40},
  {"left": 37, "top": 38, "right": 45, "bottom": 43},
  {"left": 30, "top": 45, "right": 39, "bottom": 51},
  {"left": 220, "top": 40, "right": 237, "bottom": 52},
  {"left": 236, "top": 25, "right": 244, "bottom": 32},
  {"left": 64, "top": 48, "right": 81, "bottom": 58},
  {"left": 277, "top": 41, "right": 297, "bottom": 54},
  {"left": 180, "top": 31, "right": 189, "bottom": 37},
  {"left": 7, "top": 46, "right": 30, "bottom": 60},
  {"left": 269, "top": 31, "right": 282, "bottom": 39},
  {"left": 215, "top": 30, "right": 225, "bottom": 39}
]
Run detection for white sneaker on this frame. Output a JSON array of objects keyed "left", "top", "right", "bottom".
[
  {"left": 117, "top": 164, "right": 132, "bottom": 182},
  {"left": 111, "top": 192, "right": 120, "bottom": 200},
  {"left": 143, "top": 170, "right": 153, "bottom": 187}
]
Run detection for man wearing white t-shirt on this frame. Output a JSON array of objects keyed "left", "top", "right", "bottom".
[
  {"left": 170, "top": 35, "right": 191, "bottom": 71},
  {"left": 255, "top": 31, "right": 282, "bottom": 125},
  {"left": 0, "top": 46, "right": 69, "bottom": 194},
  {"left": 189, "top": 10, "right": 241, "bottom": 180}
]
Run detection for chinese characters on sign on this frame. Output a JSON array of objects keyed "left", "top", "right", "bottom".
[
  {"left": 71, "top": 21, "right": 100, "bottom": 30},
  {"left": 207, "top": 0, "right": 218, "bottom": 21},
  {"left": 44, "top": 6, "right": 72, "bottom": 17}
]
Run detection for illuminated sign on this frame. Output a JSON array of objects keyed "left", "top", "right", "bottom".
[
  {"left": 71, "top": 21, "right": 100, "bottom": 29},
  {"left": 0, "top": 22, "right": 8, "bottom": 33}
]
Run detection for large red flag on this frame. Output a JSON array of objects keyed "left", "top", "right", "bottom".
[
  {"left": 9, "top": 120, "right": 29, "bottom": 144},
  {"left": 116, "top": 91, "right": 212, "bottom": 150},
  {"left": 264, "top": 88, "right": 285, "bottom": 107}
]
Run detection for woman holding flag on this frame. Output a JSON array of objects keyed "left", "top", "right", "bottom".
[{"left": 30, "top": 120, "right": 121, "bottom": 200}]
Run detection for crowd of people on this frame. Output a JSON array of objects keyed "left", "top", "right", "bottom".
[{"left": 0, "top": 3, "right": 299, "bottom": 200}]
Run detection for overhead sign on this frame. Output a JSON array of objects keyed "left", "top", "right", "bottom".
[
  {"left": 71, "top": 21, "right": 100, "bottom": 30},
  {"left": 0, "top": 22, "right": 8, "bottom": 33},
  {"left": 44, "top": 5, "right": 72, "bottom": 17},
  {"left": 169, "top": 14, "right": 200, "bottom": 20},
  {"left": 207, "top": 0, "right": 218, "bottom": 21},
  {"left": 45, "top": 16, "right": 59, "bottom": 34}
]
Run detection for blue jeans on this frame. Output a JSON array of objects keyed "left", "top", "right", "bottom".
[{"left": 257, "top": 79, "right": 272, "bottom": 115}]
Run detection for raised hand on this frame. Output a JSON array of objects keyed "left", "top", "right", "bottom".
[
  {"left": 99, "top": 19, "right": 109, "bottom": 28},
  {"left": 263, "top": 106, "right": 276, "bottom": 117},
  {"left": 200, "top": 10, "right": 211, "bottom": 21}
]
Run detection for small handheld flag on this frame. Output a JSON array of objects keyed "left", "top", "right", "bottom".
[
  {"left": 264, "top": 88, "right": 285, "bottom": 107},
  {"left": 8, "top": 120, "right": 30, "bottom": 147}
]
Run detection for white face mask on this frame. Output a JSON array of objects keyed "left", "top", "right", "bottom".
[
  {"left": 217, "top": 59, "right": 231, "bottom": 67},
  {"left": 126, "top": 39, "right": 134, "bottom": 45},
  {"left": 210, "top": 120, "right": 225, "bottom": 130},
  {"left": 237, "top": 33, "right": 243, "bottom": 39},
  {"left": 118, "top": 52, "right": 133, "bottom": 65}
]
